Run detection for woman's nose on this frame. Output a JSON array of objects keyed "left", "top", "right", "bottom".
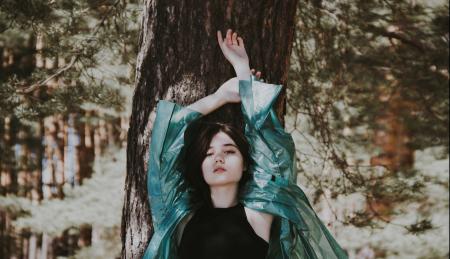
[{"left": 214, "top": 153, "right": 224, "bottom": 163}]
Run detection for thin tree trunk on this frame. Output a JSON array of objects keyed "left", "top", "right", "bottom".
[
  {"left": 0, "top": 117, "right": 13, "bottom": 195},
  {"left": 120, "top": 115, "right": 129, "bottom": 147},
  {"left": 121, "top": 0, "right": 298, "bottom": 257},
  {"left": 34, "top": 35, "right": 45, "bottom": 202},
  {"left": 98, "top": 114, "right": 108, "bottom": 152},
  {"left": 93, "top": 116, "right": 102, "bottom": 157},
  {"left": 42, "top": 115, "right": 65, "bottom": 199},
  {"left": 78, "top": 110, "right": 95, "bottom": 184},
  {"left": 40, "top": 232, "right": 49, "bottom": 259},
  {"left": 28, "top": 233, "right": 37, "bottom": 259},
  {"left": 368, "top": 89, "right": 416, "bottom": 219},
  {"left": 0, "top": 210, "right": 8, "bottom": 258}
]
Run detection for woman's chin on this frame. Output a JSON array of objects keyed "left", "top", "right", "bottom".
[{"left": 207, "top": 179, "right": 240, "bottom": 187}]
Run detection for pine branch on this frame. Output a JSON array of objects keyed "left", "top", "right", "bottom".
[
  {"left": 14, "top": 0, "right": 121, "bottom": 95},
  {"left": 16, "top": 56, "right": 78, "bottom": 94}
]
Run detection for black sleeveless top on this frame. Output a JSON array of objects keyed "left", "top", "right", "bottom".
[{"left": 178, "top": 202, "right": 269, "bottom": 259}]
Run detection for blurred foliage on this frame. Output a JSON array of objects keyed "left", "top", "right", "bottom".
[
  {"left": 0, "top": 0, "right": 140, "bottom": 193},
  {"left": 289, "top": 0, "right": 448, "bottom": 234},
  {"left": 0, "top": 0, "right": 141, "bottom": 120},
  {"left": 290, "top": 0, "right": 448, "bottom": 151},
  {"left": 0, "top": 146, "right": 125, "bottom": 258}
]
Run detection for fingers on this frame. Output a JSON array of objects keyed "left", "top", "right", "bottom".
[
  {"left": 232, "top": 32, "right": 238, "bottom": 45},
  {"left": 226, "top": 29, "right": 232, "bottom": 45},
  {"left": 237, "top": 37, "right": 244, "bottom": 47},
  {"left": 217, "top": 30, "right": 224, "bottom": 48},
  {"left": 224, "top": 29, "right": 243, "bottom": 46},
  {"left": 251, "top": 68, "right": 263, "bottom": 80},
  {"left": 217, "top": 30, "right": 223, "bottom": 44}
]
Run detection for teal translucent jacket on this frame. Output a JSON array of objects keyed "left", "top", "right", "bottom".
[{"left": 144, "top": 76, "right": 348, "bottom": 259}]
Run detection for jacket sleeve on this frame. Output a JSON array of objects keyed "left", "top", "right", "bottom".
[
  {"left": 147, "top": 100, "right": 203, "bottom": 230},
  {"left": 239, "top": 76, "right": 297, "bottom": 186},
  {"left": 239, "top": 76, "right": 348, "bottom": 259}
]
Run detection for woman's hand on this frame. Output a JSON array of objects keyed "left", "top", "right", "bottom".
[
  {"left": 187, "top": 78, "right": 239, "bottom": 114},
  {"left": 251, "top": 69, "right": 263, "bottom": 81},
  {"left": 187, "top": 69, "right": 262, "bottom": 114},
  {"left": 214, "top": 77, "right": 240, "bottom": 103},
  {"left": 214, "top": 69, "right": 263, "bottom": 104},
  {"left": 217, "top": 29, "right": 251, "bottom": 80}
]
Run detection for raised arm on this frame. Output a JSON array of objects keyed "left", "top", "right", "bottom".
[
  {"left": 217, "top": 29, "right": 252, "bottom": 80},
  {"left": 187, "top": 77, "right": 239, "bottom": 114},
  {"left": 188, "top": 28, "right": 263, "bottom": 116}
]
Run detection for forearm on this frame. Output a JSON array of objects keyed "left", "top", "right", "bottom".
[{"left": 186, "top": 93, "right": 226, "bottom": 115}]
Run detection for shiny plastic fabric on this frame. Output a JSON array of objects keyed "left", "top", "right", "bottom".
[{"left": 143, "top": 76, "right": 348, "bottom": 259}]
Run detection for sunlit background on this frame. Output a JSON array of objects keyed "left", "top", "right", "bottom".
[{"left": 0, "top": 0, "right": 448, "bottom": 258}]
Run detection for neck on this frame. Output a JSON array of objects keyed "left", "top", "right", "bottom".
[{"left": 209, "top": 184, "right": 239, "bottom": 208}]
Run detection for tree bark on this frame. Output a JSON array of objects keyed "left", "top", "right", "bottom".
[{"left": 121, "top": 0, "right": 298, "bottom": 257}]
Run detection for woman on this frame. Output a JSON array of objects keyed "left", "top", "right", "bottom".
[
  {"left": 178, "top": 115, "right": 273, "bottom": 259},
  {"left": 144, "top": 29, "right": 347, "bottom": 259}
]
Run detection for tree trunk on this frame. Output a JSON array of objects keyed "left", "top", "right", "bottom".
[
  {"left": 42, "top": 115, "right": 65, "bottom": 199},
  {"left": 77, "top": 110, "right": 95, "bottom": 185},
  {"left": 367, "top": 89, "right": 416, "bottom": 219},
  {"left": 41, "top": 232, "right": 49, "bottom": 259},
  {"left": 28, "top": 233, "right": 37, "bottom": 259},
  {"left": 0, "top": 117, "right": 13, "bottom": 195},
  {"left": 121, "top": 0, "right": 298, "bottom": 257}
]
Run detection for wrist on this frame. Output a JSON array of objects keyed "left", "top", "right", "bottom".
[{"left": 233, "top": 64, "right": 251, "bottom": 80}]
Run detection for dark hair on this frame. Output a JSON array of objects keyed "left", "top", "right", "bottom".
[{"left": 182, "top": 120, "right": 251, "bottom": 208}]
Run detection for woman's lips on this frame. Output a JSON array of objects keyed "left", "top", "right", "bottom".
[{"left": 214, "top": 168, "right": 226, "bottom": 173}]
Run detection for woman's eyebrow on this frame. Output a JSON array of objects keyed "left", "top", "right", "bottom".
[{"left": 208, "top": 143, "right": 237, "bottom": 148}]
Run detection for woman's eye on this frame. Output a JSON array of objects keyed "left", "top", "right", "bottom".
[{"left": 225, "top": 150, "right": 235, "bottom": 154}]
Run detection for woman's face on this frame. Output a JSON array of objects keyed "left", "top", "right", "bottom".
[{"left": 201, "top": 131, "right": 246, "bottom": 187}]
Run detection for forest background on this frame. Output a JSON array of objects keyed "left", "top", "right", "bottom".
[{"left": 0, "top": 0, "right": 448, "bottom": 258}]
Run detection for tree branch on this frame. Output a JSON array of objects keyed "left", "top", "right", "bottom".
[{"left": 16, "top": 56, "right": 78, "bottom": 94}]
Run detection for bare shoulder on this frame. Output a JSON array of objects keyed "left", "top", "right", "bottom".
[
  {"left": 244, "top": 206, "right": 274, "bottom": 243},
  {"left": 244, "top": 207, "right": 274, "bottom": 223}
]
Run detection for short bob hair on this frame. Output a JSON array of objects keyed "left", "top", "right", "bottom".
[{"left": 182, "top": 120, "right": 251, "bottom": 208}]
